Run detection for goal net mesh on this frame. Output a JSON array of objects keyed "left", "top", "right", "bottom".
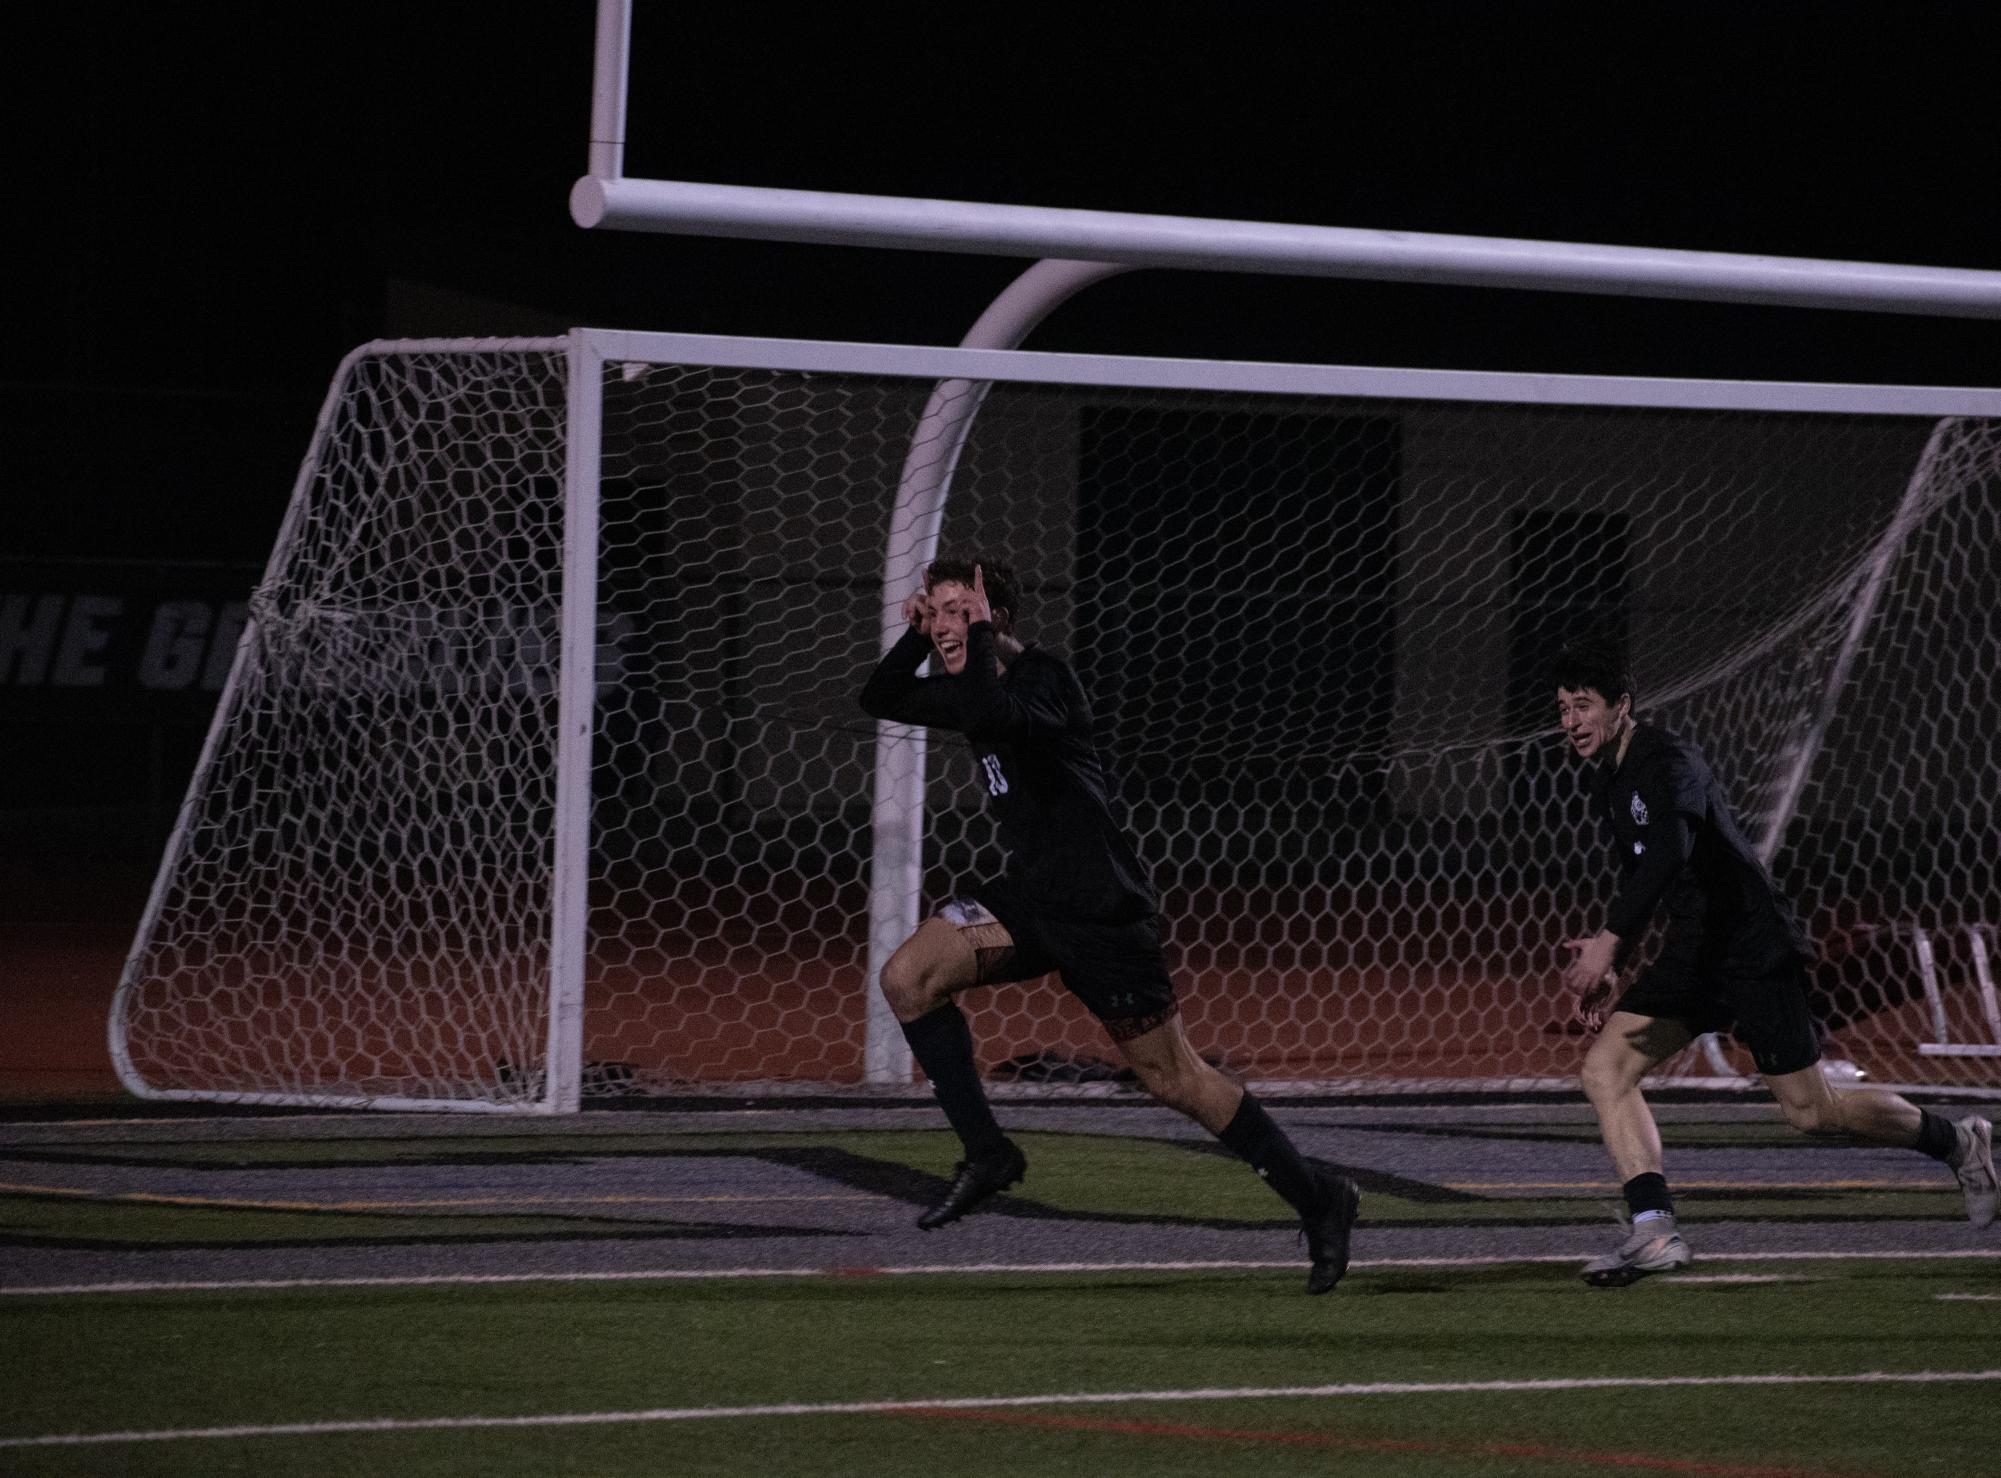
[{"left": 114, "top": 341, "right": 2001, "bottom": 1105}]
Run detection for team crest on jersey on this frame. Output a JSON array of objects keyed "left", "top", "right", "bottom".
[{"left": 1630, "top": 793, "right": 1649, "bottom": 825}]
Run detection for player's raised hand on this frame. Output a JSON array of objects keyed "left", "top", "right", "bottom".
[
  {"left": 966, "top": 564, "right": 993, "bottom": 626},
  {"left": 902, "top": 585, "right": 933, "bottom": 634}
]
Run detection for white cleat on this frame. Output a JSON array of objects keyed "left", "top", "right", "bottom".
[
  {"left": 1955, "top": 1117, "right": 1997, "bottom": 1230},
  {"left": 1582, "top": 1218, "right": 1692, "bottom": 1288}
]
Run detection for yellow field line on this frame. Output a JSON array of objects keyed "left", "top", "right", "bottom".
[
  {"left": 1446, "top": 1180, "right": 1944, "bottom": 1191},
  {"left": 0, "top": 1182, "right": 871, "bottom": 1212}
]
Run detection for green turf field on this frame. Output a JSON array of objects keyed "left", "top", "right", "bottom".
[
  {"left": 5, "top": 1261, "right": 1998, "bottom": 1476},
  {"left": 5, "top": 1110, "right": 1997, "bottom": 1475}
]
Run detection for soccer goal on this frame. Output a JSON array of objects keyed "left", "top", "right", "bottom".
[{"left": 110, "top": 328, "right": 2001, "bottom": 1111}]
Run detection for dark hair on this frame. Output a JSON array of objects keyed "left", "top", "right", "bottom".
[
  {"left": 925, "top": 556, "right": 1021, "bottom": 634},
  {"left": 1552, "top": 640, "right": 1634, "bottom": 706}
]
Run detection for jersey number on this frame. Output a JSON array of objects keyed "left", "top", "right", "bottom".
[{"left": 980, "top": 753, "right": 1010, "bottom": 796}]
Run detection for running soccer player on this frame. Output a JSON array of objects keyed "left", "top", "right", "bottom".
[
  {"left": 860, "top": 558, "right": 1360, "bottom": 1294},
  {"left": 1554, "top": 641, "right": 1997, "bottom": 1286}
]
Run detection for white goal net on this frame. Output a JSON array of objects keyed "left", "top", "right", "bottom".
[{"left": 112, "top": 331, "right": 2001, "bottom": 1110}]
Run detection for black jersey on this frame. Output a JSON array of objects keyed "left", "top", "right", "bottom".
[
  {"left": 859, "top": 621, "right": 1158, "bottom": 924},
  {"left": 1590, "top": 723, "right": 1809, "bottom": 975}
]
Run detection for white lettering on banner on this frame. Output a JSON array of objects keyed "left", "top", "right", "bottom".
[
  {"left": 138, "top": 601, "right": 213, "bottom": 689},
  {"left": 50, "top": 596, "right": 123, "bottom": 687},
  {"left": 203, "top": 604, "right": 249, "bottom": 689},
  {"left": 0, "top": 593, "right": 627, "bottom": 695},
  {"left": 0, "top": 594, "right": 63, "bottom": 684}
]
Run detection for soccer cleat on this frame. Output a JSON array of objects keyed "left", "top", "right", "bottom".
[
  {"left": 917, "top": 1141, "right": 1027, "bottom": 1230},
  {"left": 1954, "top": 1117, "right": 1997, "bottom": 1230},
  {"left": 1302, "top": 1161, "right": 1362, "bottom": 1295},
  {"left": 1582, "top": 1217, "right": 1692, "bottom": 1287}
]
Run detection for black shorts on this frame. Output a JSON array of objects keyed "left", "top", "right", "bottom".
[
  {"left": 1612, "top": 956, "right": 1823, "bottom": 1076},
  {"left": 940, "top": 886, "right": 1178, "bottom": 1043}
]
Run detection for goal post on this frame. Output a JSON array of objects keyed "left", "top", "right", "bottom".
[
  {"left": 111, "top": 336, "right": 576, "bottom": 1112},
  {"left": 112, "top": 329, "right": 2001, "bottom": 1110}
]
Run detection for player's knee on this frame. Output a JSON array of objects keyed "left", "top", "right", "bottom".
[
  {"left": 1133, "top": 1059, "right": 1199, "bottom": 1114},
  {"left": 1133, "top": 1049, "right": 1223, "bottom": 1118},
  {"left": 1778, "top": 1095, "right": 1844, "bottom": 1137},
  {"left": 1578, "top": 1049, "right": 1636, "bottom": 1106},
  {"left": 1118, "top": 1043, "right": 1190, "bottom": 1108},
  {"left": 879, "top": 949, "right": 942, "bottom": 1020}
]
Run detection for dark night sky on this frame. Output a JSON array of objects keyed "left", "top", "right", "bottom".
[
  {"left": 12, "top": 1, "right": 2001, "bottom": 568},
  {"left": 5, "top": 0, "right": 2000, "bottom": 872}
]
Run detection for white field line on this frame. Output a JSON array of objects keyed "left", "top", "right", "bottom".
[
  {"left": 0, "top": 1181, "right": 870, "bottom": 1211},
  {"left": 1938, "top": 1293, "right": 2001, "bottom": 1301},
  {"left": 5, "top": 1369, "right": 1999, "bottom": 1450},
  {"left": 7, "top": 1247, "right": 1999, "bottom": 1298},
  {"left": 1, "top": 1178, "right": 1945, "bottom": 1210},
  {"left": 1666, "top": 1274, "right": 1817, "bottom": 1285}
]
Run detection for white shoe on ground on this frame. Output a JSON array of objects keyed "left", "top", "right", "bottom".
[
  {"left": 1955, "top": 1117, "right": 1997, "bottom": 1230},
  {"left": 1581, "top": 1216, "right": 1692, "bottom": 1288}
]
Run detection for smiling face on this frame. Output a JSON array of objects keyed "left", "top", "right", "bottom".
[
  {"left": 1557, "top": 684, "right": 1632, "bottom": 762},
  {"left": 926, "top": 579, "right": 977, "bottom": 674}
]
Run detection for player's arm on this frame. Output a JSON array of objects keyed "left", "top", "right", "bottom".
[
  {"left": 1565, "top": 756, "right": 1694, "bottom": 1022},
  {"left": 1601, "top": 757, "right": 1697, "bottom": 949},
  {"left": 954, "top": 621, "right": 1071, "bottom": 741},
  {"left": 950, "top": 564, "right": 1073, "bottom": 741},
  {"left": 859, "top": 591, "right": 963, "bottom": 729}
]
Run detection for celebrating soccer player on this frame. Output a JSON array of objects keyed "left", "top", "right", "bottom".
[
  {"left": 1554, "top": 641, "right": 1997, "bottom": 1286},
  {"left": 860, "top": 557, "right": 1361, "bottom": 1293}
]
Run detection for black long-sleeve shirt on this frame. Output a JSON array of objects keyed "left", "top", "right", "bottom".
[
  {"left": 1591, "top": 723, "right": 1809, "bottom": 975},
  {"left": 859, "top": 621, "right": 1157, "bottom": 923}
]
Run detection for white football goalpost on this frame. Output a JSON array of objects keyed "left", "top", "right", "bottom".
[
  {"left": 106, "top": 0, "right": 2001, "bottom": 1112},
  {"left": 110, "top": 329, "right": 2001, "bottom": 1111}
]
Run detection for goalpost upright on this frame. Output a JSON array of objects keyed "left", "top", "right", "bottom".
[{"left": 547, "top": 328, "right": 608, "bottom": 1113}]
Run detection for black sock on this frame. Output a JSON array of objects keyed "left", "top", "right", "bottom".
[
  {"left": 1915, "top": 1108, "right": 1960, "bottom": 1164},
  {"left": 899, "top": 1004, "right": 1009, "bottom": 1161},
  {"left": 1216, "top": 1091, "right": 1324, "bottom": 1218},
  {"left": 1622, "top": 1172, "right": 1675, "bottom": 1220}
]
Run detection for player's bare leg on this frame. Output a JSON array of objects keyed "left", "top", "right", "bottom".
[
  {"left": 1115, "top": 1014, "right": 1360, "bottom": 1293},
  {"left": 1578, "top": 1011, "right": 1695, "bottom": 1285},
  {"left": 1765, "top": 1064, "right": 1997, "bottom": 1228},
  {"left": 880, "top": 913, "right": 1024, "bottom": 1229},
  {"left": 879, "top": 915, "right": 981, "bottom": 1023},
  {"left": 1764, "top": 1062, "right": 1919, "bottom": 1142},
  {"left": 1110, "top": 1010, "right": 1241, "bottom": 1132},
  {"left": 1580, "top": 1011, "right": 1690, "bottom": 1181}
]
